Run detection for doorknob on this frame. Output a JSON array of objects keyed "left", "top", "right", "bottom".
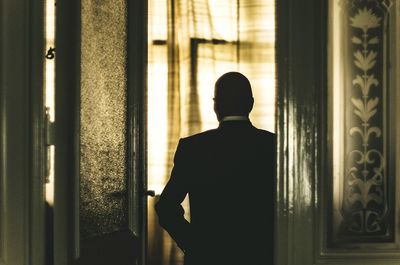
[{"left": 145, "top": 190, "right": 155, "bottom": 197}]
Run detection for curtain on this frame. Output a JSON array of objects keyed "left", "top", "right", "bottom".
[
  {"left": 239, "top": 0, "right": 275, "bottom": 131},
  {"left": 148, "top": 0, "right": 275, "bottom": 264}
]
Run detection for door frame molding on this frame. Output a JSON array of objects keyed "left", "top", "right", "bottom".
[
  {"left": 0, "top": 0, "right": 45, "bottom": 265},
  {"left": 54, "top": 0, "right": 81, "bottom": 263},
  {"left": 275, "top": 0, "right": 326, "bottom": 264},
  {"left": 127, "top": 0, "right": 148, "bottom": 264}
]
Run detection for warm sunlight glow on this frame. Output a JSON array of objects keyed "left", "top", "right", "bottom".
[
  {"left": 147, "top": 0, "right": 276, "bottom": 196},
  {"left": 147, "top": 0, "right": 168, "bottom": 195},
  {"left": 197, "top": 44, "right": 238, "bottom": 131},
  {"left": 248, "top": 65, "right": 275, "bottom": 132},
  {"left": 148, "top": 47, "right": 168, "bottom": 195},
  {"left": 147, "top": 1, "right": 275, "bottom": 263},
  {"left": 45, "top": 0, "right": 56, "bottom": 206},
  {"left": 208, "top": 2, "right": 237, "bottom": 41}
]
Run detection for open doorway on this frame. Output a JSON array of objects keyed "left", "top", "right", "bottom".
[
  {"left": 147, "top": 0, "right": 276, "bottom": 264},
  {"left": 42, "top": 0, "right": 274, "bottom": 263}
]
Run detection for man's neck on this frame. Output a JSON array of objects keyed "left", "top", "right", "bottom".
[{"left": 220, "top": 115, "right": 249, "bottom": 122}]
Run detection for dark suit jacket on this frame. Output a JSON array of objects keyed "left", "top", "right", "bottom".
[{"left": 155, "top": 120, "right": 275, "bottom": 265}]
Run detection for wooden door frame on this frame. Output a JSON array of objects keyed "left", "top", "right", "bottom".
[
  {"left": 0, "top": 0, "right": 45, "bottom": 265},
  {"left": 54, "top": 0, "right": 80, "bottom": 263},
  {"left": 275, "top": 0, "right": 326, "bottom": 264},
  {"left": 54, "top": 0, "right": 148, "bottom": 264},
  {"left": 127, "top": 0, "right": 148, "bottom": 264}
]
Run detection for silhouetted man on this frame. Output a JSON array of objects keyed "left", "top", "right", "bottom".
[{"left": 155, "top": 72, "right": 275, "bottom": 265}]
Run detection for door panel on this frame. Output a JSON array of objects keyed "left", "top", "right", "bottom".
[
  {"left": 322, "top": 0, "right": 400, "bottom": 261},
  {"left": 276, "top": 0, "right": 400, "bottom": 264},
  {"left": 328, "top": 0, "right": 398, "bottom": 246},
  {"left": 54, "top": 0, "right": 147, "bottom": 264}
]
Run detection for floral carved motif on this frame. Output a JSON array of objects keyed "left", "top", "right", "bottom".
[{"left": 342, "top": 6, "right": 387, "bottom": 235}]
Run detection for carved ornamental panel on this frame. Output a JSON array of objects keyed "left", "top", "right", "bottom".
[{"left": 329, "top": 0, "right": 398, "bottom": 245}]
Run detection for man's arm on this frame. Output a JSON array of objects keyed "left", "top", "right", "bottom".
[{"left": 155, "top": 139, "right": 191, "bottom": 251}]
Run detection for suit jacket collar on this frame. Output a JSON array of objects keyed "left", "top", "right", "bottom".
[{"left": 218, "top": 119, "right": 253, "bottom": 129}]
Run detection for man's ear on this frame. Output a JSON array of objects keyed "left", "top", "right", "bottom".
[
  {"left": 213, "top": 100, "right": 220, "bottom": 121},
  {"left": 248, "top": 97, "right": 254, "bottom": 113}
]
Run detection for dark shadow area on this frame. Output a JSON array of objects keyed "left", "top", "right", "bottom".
[
  {"left": 75, "top": 230, "right": 139, "bottom": 265},
  {"left": 45, "top": 202, "right": 54, "bottom": 265}
]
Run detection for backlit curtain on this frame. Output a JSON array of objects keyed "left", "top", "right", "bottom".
[{"left": 148, "top": 0, "right": 275, "bottom": 264}]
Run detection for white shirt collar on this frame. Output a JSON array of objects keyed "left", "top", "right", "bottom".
[{"left": 220, "top": 116, "right": 249, "bottom": 122}]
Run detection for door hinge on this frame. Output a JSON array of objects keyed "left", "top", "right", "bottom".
[
  {"left": 45, "top": 107, "right": 55, "bottom": 183},
  {"left": 45, "top": 107, "right": 55, "bottom": 146}
]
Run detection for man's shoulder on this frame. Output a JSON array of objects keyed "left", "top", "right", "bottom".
[
  {"left": 180, "top": 128, "right": 219, "bottom": 144},
  {"left": 180, "top": 126, "right": 275, "bottom": 144},
  {"left": 253, "top": 127, "right": 276, "bottom": 140}
]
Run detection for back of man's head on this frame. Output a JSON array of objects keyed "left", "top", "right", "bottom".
[{"left": 214, "top": 72, "right": 254, "bottom": 120}]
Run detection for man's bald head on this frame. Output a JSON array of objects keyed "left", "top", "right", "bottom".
[{"left": 214, "top": 72, "right": 254, "bottom": 121}]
